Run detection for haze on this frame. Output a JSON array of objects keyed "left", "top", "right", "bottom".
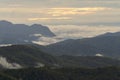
[{"left": 0, "top": 0, "right": 119, "bottom": 25}]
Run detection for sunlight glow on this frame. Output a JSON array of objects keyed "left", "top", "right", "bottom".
[
  {"left": 28, "top": 17, "right": 72, "bottom": 21},
  {"left": 0, "top": 7, "right": 111, "bottom": 22},
  {"left": 47, "top": 7, "right": 110, "bottom": 16}
]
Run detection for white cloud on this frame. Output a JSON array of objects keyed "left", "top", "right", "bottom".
[
  {"left": 95, "top": 54, "right": 103, "bottom": 57},
  {"left": 32, "top": 25, "right": 120, "bottom": 45},
  {"left": 32, "top": 36, "right": 64, "bottom": 45},
  {"left": 0, "top": 44, "right": 12, "bottom": 47},
  {"left": 35, "top": 63, "right": 45, "bottom": 68},
  {"left": 0, "top": 56, "right": 22, "bottom": 69},
  {"left": 48, "top": 25, "right": 120, "bottom": 39}
]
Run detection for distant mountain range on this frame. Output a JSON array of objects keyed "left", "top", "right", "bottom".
[
  {"left": 1, "top": 21, "right": 120, "bottom": 79},
  {"left": 42, "top": 31, "right": 120, "bottom": 58},
  {"left": 1, "top": 20, "right": 120, "bottom": 69},
  {"left": 0, "top": 20, "right": 55, "bottom": 44}
]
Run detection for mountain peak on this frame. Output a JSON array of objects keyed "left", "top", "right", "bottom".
[
  {"left": 31, "top": 24, "right": 43, "bottom": 27},
  {"left": 0, "top": 20, "right": 55, "bottom": 45},
  {"left": 0, "top": 20, "right": 13, "bottom": 26}
]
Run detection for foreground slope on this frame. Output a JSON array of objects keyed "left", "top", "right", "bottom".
[
  {"left": 0, "top": 45, "right": 58, "bottom": 68},
  {"left": 0, "top": 45, "right": 120, "bottom": 68},
  {"left": 1, "top": 67, "right": 120, "bottom": 80}
]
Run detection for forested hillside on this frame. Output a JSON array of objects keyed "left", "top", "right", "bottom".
[{"left": 0, "top": 67, "right": 120, "bottom": 80}]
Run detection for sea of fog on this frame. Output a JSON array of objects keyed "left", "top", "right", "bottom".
[{"left": 33, "top": 25, "right": 120, "bottom": 45}]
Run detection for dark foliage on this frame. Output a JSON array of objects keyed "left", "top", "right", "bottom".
[{"left": 1, "top": 67, "right": 120, "bottom": 80}]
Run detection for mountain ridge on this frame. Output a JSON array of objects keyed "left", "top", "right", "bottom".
[
  {"left": 0, "top": 45, "right": 120, "bottom": 68},
  {"left": 42, "top": 31, "right": 120, "bottom": 58},
  {"left": 0, "top": 20, "right": 55, "bottom": 45}
]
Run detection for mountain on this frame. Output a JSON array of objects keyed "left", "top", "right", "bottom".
[
  {"left": 0, "top": 45, "right": 59, "bottom": 68},
  {"left": 59, "top": 55, "right": 120, "bottom": 68},
  {"left": 0, "top": 45, "right": 120, "bottom": 68},
  {"left": 98, "top": 31, "right": 120, "bottom": 37},
  {"left": 0, "top": 20, "right": 55, "bottom": 44},
  {"left": 1, "top": 67, "right": 120, "bottom": 80},
  {"left": 42, "top": 31, "right": 120, "bottom": 58}
]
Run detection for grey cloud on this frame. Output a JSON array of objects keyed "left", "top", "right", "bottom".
[
  {"left": 0, "top": 0, "right": 120, "bottom": 8},
  {"left": 0, "top": 0, "right": 119, "bottom": 25}
]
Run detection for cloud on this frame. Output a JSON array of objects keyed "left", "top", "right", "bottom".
[
  {"left": 28, "top": 17, "right": 71, "bottom": 21},
  {"left": 0, "top": 7, "right": 111, "bottom": 22},
  {"left": 32, "top": 36, "right": 64, "bottom": 45},
  {"left": 95, "top": 54, "right": 103, "bottom": 57},
  {"left": 1, "top": 0, "right": 120, "bottom": 8},
  {"left": 0, "top": 44, "right": 12, "bottom": 47},
  {"left": 26, "top": 7, "right": 111, "bottom": 23},
  {"left": 0, "top": 7, "right": 116, "bottom": 25},
  {"left": 32, "top": 25, "right": 120, "bottom": 45},
  {"left": 0, "top": 0, "right": 119, "bottom": 25},
  {"left": 47, "top": 7, "right": 109, "bottom": 16},
  {"left": 0, "top": 56, "right": 22, "bottom": 69},
  {"left": 48, "top": 25, "right": 120, "bottom": 39}
]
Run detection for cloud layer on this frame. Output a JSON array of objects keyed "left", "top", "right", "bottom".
[
  {"left": 0, "top": 0, "right": 119, "bottom": 25},
  {"left": 0, "top": 7, "right": 112, "bottom": 25},
  {"left": 33, "top": 25, "right": 120, "bottom": 45},
  {"left": 0, "top": 0, "right": 120, "bottom": 45},
  {"left": 48, "top": 25, "right": 120, "bottom": 38}
]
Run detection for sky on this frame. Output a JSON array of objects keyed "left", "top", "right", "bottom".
[
  {"left": 0, "top": 0, "right": 120, "bottom": 45},
  {"left": 0, "top": 0, "right": 120, "bottom": 25}
]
